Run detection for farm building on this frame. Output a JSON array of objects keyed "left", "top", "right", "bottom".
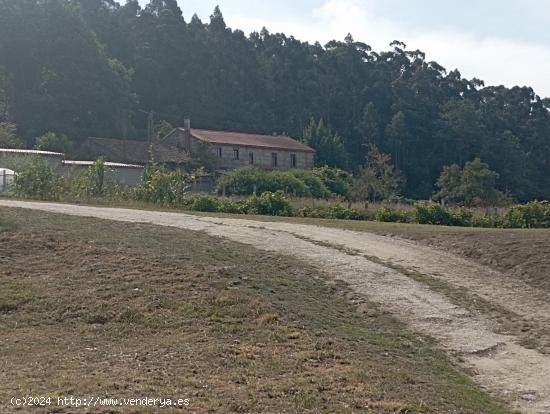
[
  {"left": 77, "top": 137, "right": 190, "bottom": 168},
  {"left": 62, "top": 160, "right": 145, "bottom": 187},
  {"left": 0, "top": 148, "right": 65, "bottom": 172},
  {"left": 163, "top": 125, "right": 315, "bottom": 171}
]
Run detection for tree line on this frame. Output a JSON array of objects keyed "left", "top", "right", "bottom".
[{"left": 1, "top": 0, "right": 549, "bottom": 201}]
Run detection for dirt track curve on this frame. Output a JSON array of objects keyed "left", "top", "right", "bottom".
[{"left": 2, "top": 200, "right": 550, "bottom": 414}]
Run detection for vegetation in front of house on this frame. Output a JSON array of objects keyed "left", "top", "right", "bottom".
[
  {"left": 5, "top": 157, "right": 550, "bottom": 229},
  {"left": 216, "top": 166, "right": 351, "bottom": 198}
]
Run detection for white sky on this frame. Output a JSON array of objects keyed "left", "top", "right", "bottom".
[{"left": 138, "top": 0, "right": 550, "bottom": 98}]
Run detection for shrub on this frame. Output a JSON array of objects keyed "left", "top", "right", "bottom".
[
  {"left": 217, "top": 166, "right": 343, "bottom": 198},
  {"left": 244, "top": 191, "right": 294, "bottom": 216},
  {"left": 217, "top": 198, "right": 245, "bottom": 214},
  {"left": 375, "top": 206, "right": 412, "bottom": 223},
  {"left": 216, "top": 166, "right": 268, "bottom": 195},
  {"left": 135, "top": 166, "right": 192, "bottom": 206},
  {"left": 289, "top": 170, "right": 331, "bottom": 198},
  {"left": 298, "top": 204, "right": 367, "bottom": 220},
  {"left": 35, "top": 132, "right": 73, "bottom": 154},
  {"left": 265, "top": 171, "right": 310, "bottom": 197},
  {"left": 13, "top": 157, "right": 61, "bottom": 200},
  {"left": 501, "top": 201, "right": 550, "bottom": 228},
  {"left": 312, "top": 166, "right": 352, "bottom": 197},
  {"left": 191, "top": 196, "right": 220, "bottom": 212},
  {"left": 415, "top": 204, "right": 473, "bottom": 227},
  {"left": 70, "top": 158, "right": 108, "bottom": 198}
]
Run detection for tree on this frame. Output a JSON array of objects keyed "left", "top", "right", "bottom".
[
  {"left": 385, "top": 111, "right": 408, "bottom": 170},
  {"left": 434, "top": 164, "right": 462, "bottom": 203},
  {"left": 434, "top": 158, "right": 504, "bottom": 206},
  {"left": 351, "top": 144, "right": 403, "bottom": 202},
  {"left": 34, "top": 132, "right": 73, "bottom": 154},
  {"left": 302, "top": 118, "right": 347, "bottom": 169},
  {"left": 0, "top": 122, "right": 22, "bottom": 148},
  {"left": 460, "top": 158, "right": 502, "bottom": 206}
]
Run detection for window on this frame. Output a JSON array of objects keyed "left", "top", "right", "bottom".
[
  {"left": 233, "top": 148, "right": 240, "bottom": 160},
  {"left": 271, "top": 152, "right": 278, "bottom": 168},
  {"left": 249, "top": 152, "right": 254, "bottom": 164},
  {"left": 290, "top": 154, "right": 297, "bottom": 168},
  {"left": 217, "top": 147, "right": 223, "bottom": 158}
]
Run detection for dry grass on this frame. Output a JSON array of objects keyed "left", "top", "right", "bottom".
[{"left": 0, "top": 207, "right": 514, "bottom": 413}]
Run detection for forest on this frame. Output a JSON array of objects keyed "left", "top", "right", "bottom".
[{"left": 0, "top": 0, "right": 549, "bottom": 200}]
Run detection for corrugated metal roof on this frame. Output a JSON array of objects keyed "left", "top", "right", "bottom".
[
  {"left": 0, "top": 148, "right": 65, "bottom": 156},
  {"left": 185, "top": 129, "right": 315, "bottom": 153},
  {"left": 63, "top": 160, "right": 144, "bottom": 169}
]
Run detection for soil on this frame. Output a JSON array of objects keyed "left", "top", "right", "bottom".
[{"left": 2, "top": 200, "right": 549, "bottom": 414}]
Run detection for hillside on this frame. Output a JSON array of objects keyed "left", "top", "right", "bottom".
[{"left": 1, "top": 1, "right": 549, "bottom": 200}]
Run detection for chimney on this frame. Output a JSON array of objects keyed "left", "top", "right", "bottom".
[{"left": 184, "top": 117, "right": 192, "bottom": 153}]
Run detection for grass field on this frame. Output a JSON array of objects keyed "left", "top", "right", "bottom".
[{"left": 0, "top": 207, "right": 515, "bottom": 413}]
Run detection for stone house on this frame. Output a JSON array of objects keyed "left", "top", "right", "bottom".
[{"left": 162, "top": 125, "right": 315, "bottom": 171}]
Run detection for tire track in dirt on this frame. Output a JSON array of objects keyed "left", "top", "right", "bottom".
[{"left": 2, "top": 200, "right": 550, "bottom": 414}]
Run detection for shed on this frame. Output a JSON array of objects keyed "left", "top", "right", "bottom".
[
  {"left": 0, "top": 148, "right": 65, "bottom": 172},
  {"left": 62, "top": 160, "right": 145, "bottom": 187}
]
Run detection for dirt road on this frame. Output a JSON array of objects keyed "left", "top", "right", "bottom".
[{"left": 2, "top": 200, "right": 550, "bottom": 414}]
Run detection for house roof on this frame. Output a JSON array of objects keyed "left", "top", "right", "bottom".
[
  {"left": 184, "top": 128, "right": 315, "bottom": 153},
  {"left": 78, "top": 137, "right": 190, "bottom": 165},
  {"left": 0, "top": 148, "right": 64, "bottom": 157},
  {"left": 63, "top": 160, "right": 144, "bottom": 169}
]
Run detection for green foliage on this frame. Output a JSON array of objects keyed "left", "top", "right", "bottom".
[
  {"left": 288, "top": 170, "right": 330, "bottom": 198},
  {"left": 0, "top": 122, "right": 22, "bottom": 149},
  {"left": 267, "top": 171, "right": 310, "bottom": 196},
  {"left": 312, "top": 166, "right": 352, "bottom": 198},
  {"left": 435, "top": 158, "right": 504, "bottom": 207},
  {"left": 34, "top": 132, "right": 73, "bottom": 154},
  {"left": 298, "top": 205, "right": 366, "bottom": 220},
  {"left": 191, "top": 196, "right": 220, "bottom": 212},
  {"left": 351, "top": 144, "right": 403, "bottom": 202},
  {"left": 135, "top": 166, "right": 193, "bottom": 206},
  {"left": 244, "top": 191, "right": 293, "bottom": 216},
  {"left": 70, "top": 158, "right": 108, "bottom": 198},
  {"left": 12, "top": 157, "right": 60, "bottom": 200},
  {"left": 217, "top": 166, "right": 267, "bottom": 195},
  {"left": 217, "top": 166, "right": 343, "bottom": 199},
  {"left": 2, "top": 2, "right": 550, "bottom": 200},
  {"left": 501, "top": 201, "right": 550, "bottom": 229},
  {"left": 415, "top": 204, "right": 473, "bottom": 227},
  {"left": 375, "top": 206, "right": 412, "bottom": 223},
  {"left": 302, "top": 118, "right": 347, "bottom": 169}
]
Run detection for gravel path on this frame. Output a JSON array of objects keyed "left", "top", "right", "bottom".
[{"left": 2, "top": 200, "right": 550, "bottom": 414}]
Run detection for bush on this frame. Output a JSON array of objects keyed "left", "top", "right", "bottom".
[
  {"left": 13, "top": 157, "right": 61, "bottom": 200},
  {"left": 217, "top": 198, "right": 245, "bottom": 214},
  {"left": 265, "top": 171, "right": 310, "bottom": 197},
  {"left": 70, "top": 158, "right": 108, "bottom": 198},
  {"left": 375, "top": 206, "right": 412, "bottom": 223},
  {"left": 501, "top": 201, "right": 550, "bottom": 228},
  {"left": 244, "top": 191, "right": 294, "bottom": 216},
  {"left": 415, "top": 204, "right": 473, "bottom": 227},
  {"left": 216, "top": 166, "right": 268, "bottom": 195},
  {"left": 217, "top": 166, "right": 344, "bottom": 198},
  {"left": 298, "top": 204, "right": 367, "bottom": 220},
  {"left": 191, "top": 196, "right": 220, "bottom": 212},
  {"left": 289, "top": 170, "right": 331, "bottom": 198},
  {"left": 135, "top": 166, "right": 192, "bottom": 206},
  {"left": 312, "top": 166, "right": 352, "bottom": 197}
]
